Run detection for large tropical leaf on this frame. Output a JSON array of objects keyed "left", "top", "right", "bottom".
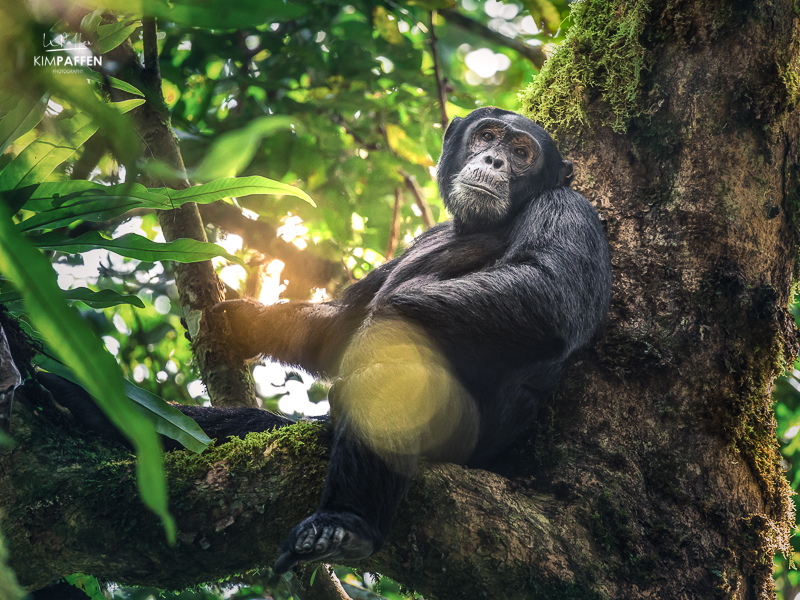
[
  {"left": 0, "top": 201, "right": 174, "bottom": 542},
  {"left": 16, "top": 197, "right": 148, "bottom": 232},
  {"left": 14, "top": 177, "right": 313, "bottom": 232},
  {"left": 153, "top": 176, "right": 316, "bottom": 206},
  {"left": 14, "top": 180, "right": 168, "bottom": 231},
  {"left": 0, "top": 94, "right": 49, "bottom": 155},
  {"left": 93, "top": 19, "right": 141, "bottom": 54},
  {"left": 189, "top": 117, "right": 295, "bottom": 181},
  {"left": 73, "top": 0, "right": 308, "bottom": 30},
  {"left": 0, "top": 99, "right": 144, "bottom": 192},
  {"left": 0, "top": 287, "right": 145, "bottom": 309},
  {"left": 30, "top": 231, "right": 244, "bottom": 265}
]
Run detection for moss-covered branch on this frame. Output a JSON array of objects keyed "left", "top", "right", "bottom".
[{"left": 0, "top": 395, "right": 601, "bottom": 600}]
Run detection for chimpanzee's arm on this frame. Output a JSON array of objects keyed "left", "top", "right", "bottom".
[{"left": 214, "top": 257, "right": 400, "bottom": 376}]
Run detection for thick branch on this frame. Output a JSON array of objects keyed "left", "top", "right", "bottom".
[
  {"left": 439, "top": 9, "right": 545, "bottom": 68},
  {"left": 0, "top": 397, "right": 595, "bottom": 600}
]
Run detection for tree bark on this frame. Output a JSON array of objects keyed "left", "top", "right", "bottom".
[
  {"left": 3, "top": 1, "right": 799, "bottom": 599},
  {"left": 97, "top": 14, "right": 258, "bottom": 408},
  {"left": 516, "top": 0, "right": 800, "bottom": 597}
]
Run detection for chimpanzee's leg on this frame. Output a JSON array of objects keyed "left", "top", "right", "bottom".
[{"left": 273, "top": 319, "right": 479, "bottom": 573}]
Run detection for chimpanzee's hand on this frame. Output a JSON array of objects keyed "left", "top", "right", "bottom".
[{"left": 212, "top": 299, "right": 269, "bottom": 359}]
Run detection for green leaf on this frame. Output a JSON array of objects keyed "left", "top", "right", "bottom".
[
  {"left": 0, "top": 111, "right": 93, "bottom": 192},
  {"left": 121, "top": 380, "right": 212, "bottom": 453},
  {"left": 85, "top": 71, "right": 145, "bottom": 97},
  {"left": 72, "top": 0, "right": 307, "bottom": 29},
  {"left": 522, "top": 0, "right": 562, "bottom": 34},
  {"left": 16, "top": 197, "right": 144, "bottom": 232},
  {"left": 17, "top": 180, "right": 169, "bottom": 210},
  {"left": 0, "top": 201, "right": 174, "bottom": 542},
  {"left": 385, "top": 124, "right": 434, "bottom": 167},
  {"left": 0, "top": 100, "right": 143, "bottom": 192},
  {"left": 190, "top": 116, "right": 295, "bottom": 181},
  {"left": 153, "top": 176, "right": 316, "bottom": 207},
  {"left": 0, "top": 94, "right": 49, "bottom": 155},
  {"left": 14, "top": 180, "right": 168, "bottom": 231},
  {"left": 0, "top": 287, "right": 145, "bottom": 309},
  {"left": 373, "top": 7, "right": 405, "bottom": 45},
  {"left": 30, "top": 231, "right": 244, "bottom": 265},
  {"left": 80, "top": 9, "right": 104, "bottom": 34},
  {"left": 12, "top": 176, "right": 313, "bottom": 230},
  {"left": 145, "top": 0, "right": 307, "bottom": 29},
  {"left": 64, "top": 574, "right": 104, "bottom": 600},
  {"left": 36, "top": 356, "right": 212, "bottom": 453},
  {"left": 406, "top": 0, "right": 456, "bottom": 8},
  {"left": 93, "top": 19, "right": 141, "bottom": 54}
]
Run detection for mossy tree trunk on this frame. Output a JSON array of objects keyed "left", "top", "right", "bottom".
[
  {"left": 2, "top": 0, "right": 800, "bottom": 599},
  {"left": 518, "top": 0, "right": 800, "bottom": 596}
]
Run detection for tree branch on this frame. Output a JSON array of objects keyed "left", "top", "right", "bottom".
[
  {"left": 439, "top": 9, "right": 545, "bottom": 68},
  {"left": 399, "top": 169, "right": 435, "bottom": 228},
  {"left": 429, "top": 12, "right": 449, "bottom": 129},
  {"left": 1, "top": 397, "right": 596, "bottom": 600},
  {"left": 385, "top": 188, "right": 402, "bottom": 259}
]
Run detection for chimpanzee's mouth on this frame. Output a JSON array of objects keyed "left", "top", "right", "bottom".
[{"left": 462, "top": 182, "right": 505, "bottom": 200}]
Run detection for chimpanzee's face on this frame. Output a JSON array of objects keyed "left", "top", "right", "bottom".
[{"left": 436, "top": 108, "right": 572, "bottom": 232}]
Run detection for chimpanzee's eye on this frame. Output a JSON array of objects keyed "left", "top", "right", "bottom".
[
  {"left": 481, "top": 131, "right": 494, "bottom": 142},
  {"left": 515, "top": 148, "right": 528, "bottom": 159}
]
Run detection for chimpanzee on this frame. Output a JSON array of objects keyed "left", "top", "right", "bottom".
[
  {"left": 212, "top": 107, "right": 612, "bottom": 572},
  {"left": 40, "top": 107, "right": 612, "bottom": 574}
]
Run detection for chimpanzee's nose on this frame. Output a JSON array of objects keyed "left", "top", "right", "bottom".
[{"left": 484, "top": 155, "right": 504, "bottom": 170}]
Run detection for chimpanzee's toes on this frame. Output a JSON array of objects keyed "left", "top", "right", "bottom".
[{"left": 273, "top": 511, "right": 379, "bottom": 574}]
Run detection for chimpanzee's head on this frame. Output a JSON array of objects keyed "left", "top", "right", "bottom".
[{"left": 436, "top": 107, "right": 573, "bottom": 232}]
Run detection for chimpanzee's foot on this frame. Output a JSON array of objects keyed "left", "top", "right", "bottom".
[{"left": 273, "top": 510, "right": 380, "bottom": 574}]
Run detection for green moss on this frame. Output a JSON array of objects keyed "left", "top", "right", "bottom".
[
  {"left": 519, "top": 0, "right": 651, "bottom": 133},
  {"left": 165, "top": 421, "right": 326, "bottom": 479},
  {"left": 590, "top": 489, "right": 635, "bottom": 557}
]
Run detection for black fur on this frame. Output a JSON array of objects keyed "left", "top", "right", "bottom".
[{"left": 51, "top": 108, "right": 612, "bottom": 574}]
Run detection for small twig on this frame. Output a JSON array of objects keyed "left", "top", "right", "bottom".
[
  {"left": 439, "top": 8, "right": 546, "bottom": 68},
  {"left": 287, "top": 564, "right": 354, "bottom": 600},
  {"left": 399, "top": 169, "right": 435, "bottom": 229},
  {"left": 429, "top": 11, "right": 449, "bottom": 129},
  {"left": 386, "top": 188, "right": 402, "bottom": 258}
]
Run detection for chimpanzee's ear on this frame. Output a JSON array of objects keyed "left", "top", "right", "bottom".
[
  {"left": 559, "top": 160, "right": 574, "bottom": 187},
  {"left": 443, "top": 116, "right": 464, "bottom": 144}
]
